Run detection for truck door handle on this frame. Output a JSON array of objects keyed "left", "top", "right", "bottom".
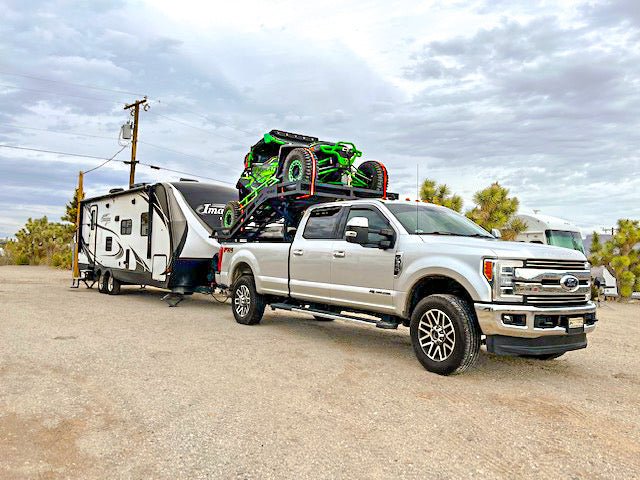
[
  {"left": 293, "top": 249, "right": 304, "bottom": 256},
  {"left": 333, "top": 251, "right": 345, "bottom": 258}
]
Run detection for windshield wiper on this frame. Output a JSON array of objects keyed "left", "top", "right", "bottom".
[
  {"left": 419, "top": 231, "right": 459, "bottom": 236},
  {"left": 458, "top": 233, "right": 493, "bottom": 238}
]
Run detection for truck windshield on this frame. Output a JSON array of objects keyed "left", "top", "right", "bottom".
[
  {"left": 386, "top": 203, "right": 493, "bottom": 237},
  {"left": 545, "top": 230, "right": 585, "bottom": 253}
]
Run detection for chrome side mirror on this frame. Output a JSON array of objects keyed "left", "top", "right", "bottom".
[{"left": 346, "top": 217, "right": 369, "bottom": 245}]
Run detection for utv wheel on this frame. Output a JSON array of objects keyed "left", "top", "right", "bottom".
[
  {"left": 232, "top": 275, "right": 266, "bottom": 325},
  {"left": 410, "top": 294, "right": 480, "bottom": 375},
  {"left": 98, "top": 271, "right": 108, "bottom": 294},
  {"left": 283, "top": 148, "right": 314, "bottom": 183},
  {"left": 222, "top": 201, "right": 242, "bottom": 228},
  {"left": 357, "top": 160, "right": 387, "bottom": 193},
  {"left": 522, "top": 353, "right": 565, "bottom": 360},
  {"left": 106, "top": 273, "right": 121, "bottom": 295},
  {"left": 358, "top": 160, "right": 387, "bottom": 192}
]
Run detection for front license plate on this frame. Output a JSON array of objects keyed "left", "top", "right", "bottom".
[{"left": 568, "top": 316, "right": 584, "bottom": 330}]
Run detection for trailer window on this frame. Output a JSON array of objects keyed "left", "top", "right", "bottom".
[
  {"left": 140, "top": 212, "right": 149, "bottom": 236},
  {"left": 303, "top": 207, "right": 343, "bottom": 239},
  {"left": 121, "top": 219, "right": 132, "bottom": 235},
  {"left": 105, "top": 237, "right": 113, "bottom": 252},
  {"left": 90, "top": 210, "right": 96, "bottom": 230}
]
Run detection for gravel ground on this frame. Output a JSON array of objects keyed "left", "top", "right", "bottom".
[{"left": 1, "top": 265, "right": 639, "bottom": 479}]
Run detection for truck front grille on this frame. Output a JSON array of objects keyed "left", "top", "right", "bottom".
[
  {"left": 525, "top": 294, "right": 589, "bottom": 307},
  {"left": 524, "top": 259, "right": 588, "bottom": 270}
]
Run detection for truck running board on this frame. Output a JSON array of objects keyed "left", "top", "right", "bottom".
[{"left": 269, "top": 303, "right": 399, "bottom": 329}]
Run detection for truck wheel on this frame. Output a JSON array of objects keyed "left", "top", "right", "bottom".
[
  {"left": 522, "top": 353, "right": 565, "bottom": 360},
  {"left": 98, "top": 271, "right": 108, "bottom": 294},
  {"left": 283, "top": 148, "right": 314, "bottom": 183},
  {"left": 106, "top": 273, "right": 121, "bottom": 295},
  {"left": 410, "top": 294, "right": 480, "bottom": 375},
  {"left": 357, "top": 160, "right": 387, "bottom": 192},
  {"left": 222, "top": 201, "right": 242, "bottom": 228},
  {"left": 232, "top": 275, "right": 266, "bottom": 325}
]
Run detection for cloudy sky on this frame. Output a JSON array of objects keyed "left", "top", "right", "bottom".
[{"left": 1, "top": 0, "right": 639, "bottom": 237}]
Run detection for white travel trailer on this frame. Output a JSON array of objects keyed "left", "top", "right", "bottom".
[
  {"left": 514, "top": 213, "right": 585, "bottom": 253},
  {"left": 76, "top": 181, "right": 236, "bottom": 298}
]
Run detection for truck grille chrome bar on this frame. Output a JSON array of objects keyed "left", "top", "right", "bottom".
[{"left": 524, "top": 259, "right": 588, "bottom": 270}]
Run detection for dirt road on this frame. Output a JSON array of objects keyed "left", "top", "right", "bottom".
[{"left": 1, "top": 266, "right": 639, "bottom": 479}]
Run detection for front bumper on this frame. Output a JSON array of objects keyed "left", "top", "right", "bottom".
[
  {"left": 474, "top": 301, "right": 597, "bottom": 338},
  {"left": 486, "top": 333, "right": 587, "bottom": 356}
]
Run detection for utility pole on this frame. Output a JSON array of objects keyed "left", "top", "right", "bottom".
[{"left": 123, "top": 97, "right": 148, "bottom": 188}]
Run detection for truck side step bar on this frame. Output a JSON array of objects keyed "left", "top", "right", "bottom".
[{"left": 269, "top": 303, "right": 399, "bottom": 329}]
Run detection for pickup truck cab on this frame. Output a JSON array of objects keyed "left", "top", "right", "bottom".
[{"left": 217, "top": 199, "right": 596, "bottom": 375}]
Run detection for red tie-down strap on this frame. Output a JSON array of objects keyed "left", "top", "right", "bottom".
[
  {"left": 297, "top": 148, "right": 318, "bottom": 199},
  {"left": 377, "top": 161, "right": 389, "bottom": 199}
]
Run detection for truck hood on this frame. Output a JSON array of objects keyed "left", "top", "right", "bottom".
[{"left": 417, "top": 235, "right": 587, "bottom": 261}]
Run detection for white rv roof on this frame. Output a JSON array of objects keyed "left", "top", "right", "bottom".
[{"left": 516, "top": 213, "right": 582, "bottom": 233}]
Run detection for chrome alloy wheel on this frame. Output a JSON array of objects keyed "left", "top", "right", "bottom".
[
  {"left": 107, "top": 275, "right": 114, "bottom": 292},
  {"left": 417, "top": 308, "right": 456, "bottom": 362},
  {"left": 234, "top": 284, "right": 251, "bottom": 318}
]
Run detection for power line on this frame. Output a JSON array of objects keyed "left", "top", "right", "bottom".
[
  {"left": 1, "top": 122, "right": 233, "bottom": 169},
  {"left": 0, "top": 143, "right": 235, "bottom": 185},
  {"left": 146, "top": 111, "right": 240, "bottom": 141},
  {"left": 0, "top": 71, "right": 146, "bottom": 97},
  {"left": 0, "top": 83, "right": 122, "bottom": 104},
  {"left": 151, "top": 99, "right": 255, "bottom": 136},
  {"left": 0, "top": 144, "right": 127, "bottom": 161},
  {"left": 137, "top": 161, "right": 236, "bottom": 185},
  {"left": 85, "top": 145, "right": 128, "bottom": 174},
  {"left": 0, "top": 122, "right": 116, "bottom": 141}
]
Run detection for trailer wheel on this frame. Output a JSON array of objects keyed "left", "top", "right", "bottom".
[
  {"left": 97, "top": 271, "right": 108, "bottom": 294},
  {"left": 222, "top": 201, "right": 242, "bottom": 228},
  {"left": 410, "top": 294, "right": 480, "bottom": 375},
  {"left": 357, "top": 161, "right": 387, "bottom": 193},
  {"left": 106, "top": 273, "right": 121, "bottom": 295},
  {"left": 283, "top": 148, "right": 314, "bottom": 183},
  {"left": 232, "top": 275, "right": 265, "bottom": 325}
]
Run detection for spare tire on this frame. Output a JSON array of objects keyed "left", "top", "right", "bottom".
[
  {"left": 282, "top": 148, "right": 314, "bottom": 183},
  {"left": 222, "top": 201, "right": 242, "bottom": 228},
  {"left": 357, "top": 160, "right": 387, "bottom": 193}
]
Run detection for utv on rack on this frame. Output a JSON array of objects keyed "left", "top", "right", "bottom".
[
  {"left": 215, "top": 181, "right": 398, "bottom": 242},
  {"left": 221, "top": 130, "right": 388, "bottom": 229}
]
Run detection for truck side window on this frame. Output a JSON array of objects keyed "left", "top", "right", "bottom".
[
  {"left": 121, "top": 219, "right": 133, "bottom": 235},
  {"left": 140, "top": 212, "right": 149, "bottom": 236},
  {"left": 303, "top": 207, "right": 342, "bottom": 239},
  {"left": 345, "top": 208, "right": 391, "bottom": 245}
]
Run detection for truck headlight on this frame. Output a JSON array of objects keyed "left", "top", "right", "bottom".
[{"left": 483, "top": 259, "right": 524, "bottom": 303}]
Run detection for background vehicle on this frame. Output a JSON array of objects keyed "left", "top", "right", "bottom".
[
  {"left": 515, "top": 213, "right": 585, "bottom": 253},
  {"left": 217, "top": 200, "right": 596, "bottom": 375},
  {"left": 222, "top": 129, "right": 388, "bottom": 228},
  {"left": 76, "top": 181, "right": 235, "bottom": 298}
]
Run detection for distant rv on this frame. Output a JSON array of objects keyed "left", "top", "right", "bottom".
[
  {"left": 514, "top": 213, "right": 585, "bottom": 253},
  {"left": 76, "top": 181, "right": 235, "bottom": 297}
]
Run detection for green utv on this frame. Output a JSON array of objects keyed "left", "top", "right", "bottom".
[{"left": 222, "top": 130, "right": 388, "bottom": 228}]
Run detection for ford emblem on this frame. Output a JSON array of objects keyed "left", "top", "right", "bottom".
[{"left": 560, "top": 275, "right": 580, "bottom": 292}]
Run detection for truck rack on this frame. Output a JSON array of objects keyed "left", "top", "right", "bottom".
[{"left": 214, "top": 180, "right": 398, "bottom": 241}]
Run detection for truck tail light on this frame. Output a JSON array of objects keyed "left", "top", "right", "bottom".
[
  {"left": 483, "top": 259, "right": 494, "bottom": 282},
  {"left": 217, "top": 246, "right": 224, "bottom": 273}
]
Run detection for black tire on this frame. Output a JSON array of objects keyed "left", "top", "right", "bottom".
[
  {"left": 313, "top": 315, "right": 334, "bottom": 322},
  {"left": 222, "top": 201, "right": 242, "bottom": 228},
  {"left": 97, "top": 271, "right": 108, "bottom": 294},
  {"left": 232, "top": 275, "right": 266, "bottom": 325},
  {"left": 357, "top": 160, "right": 387, "bottom": 193},
  {"left": 106, "top": 273, "right": 121, "bottom": 295},
  {"left": 282, "top": 148, "right": 314, "bottom": 183},
  {"left": 409, "top": 294, "right": 480, "bottom": 375},
  {"left": 522, "top": 353, "right": 565, "bottom": 360}
]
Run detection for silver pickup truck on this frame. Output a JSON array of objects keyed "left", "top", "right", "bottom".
[{"left": 217, "top": 199, "right": 596, "bottom": 375}]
